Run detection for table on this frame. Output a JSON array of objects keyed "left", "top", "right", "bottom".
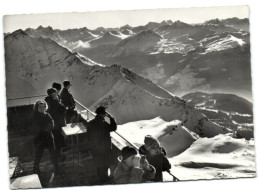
[
  {"left": 62, "top": 122, "right": 87, "bottom": 145},
  {"left": 10, "top": 174, "right": 42, "bottom": 189},
  {"left": 61, "top": 122, "right": 88, "bottom": 165}
]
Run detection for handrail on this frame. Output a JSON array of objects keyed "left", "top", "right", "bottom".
[
  {"left": 6, "top": 95, "right": 180, "bottom": 181},
  {"left": 6, "top": 95, "right": 138, "bottom": 150},
  {"left": 77, "top": 99, "right": 180, "bottom": 181},
  {"left": 74, "top": 100, "right": 139, "bottom": 150},
  {"left": 7, "top": 95, "right": 46, "bottom": 101},
  {"left": 7, "top": 95, "right": 47, "bottom": 108},
  {"left": 74, "top": 100, "right": 96, "bottom": 116}
]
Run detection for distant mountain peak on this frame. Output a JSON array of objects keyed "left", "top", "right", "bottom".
[
  {"left": 160, "top": 20, "right": 170, "bottom": 26},
  {"left": 95, "top": 27, "right": 106, "bottom": 32},
  {"left": 131, "top": 30, "right": 162, "bottom": 41},
  {"left": 172, "top": 20, "right": 190, "bottom": 27},
  {"left": 5, "top": 29, "right": 28, "bottom": 40},
  {"left": 204, "top": 18, "right": 223, "bottom": 25},
  {"left": 37, "top": 25, "right": 44, "bottom": 30},
  {"left": 120, "top": 24, "right": 132, "bottom": 29},
  {"left": 167, "top": 20, "right": 174, "bottom": 24},
  {"left": 145, "top": 21, "right": 160, "bottom": 29},
  {"left": 103, "top": 31, "right": 120, "bottom": 38}
]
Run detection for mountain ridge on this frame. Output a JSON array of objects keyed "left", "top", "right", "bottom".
[{"left": 4, "top": 30, "right": 230, "bottom": 137}]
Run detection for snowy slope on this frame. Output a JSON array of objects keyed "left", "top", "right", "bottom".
[
  {"left": 164, "top": 134, "right": 255, "bottom": 181},
  {"left": 204, "top": 34, "right": 245, "bottom": 53},
  {"left": 117, "top": 118, "right": 255, "bottom": 181},
  {"left": 116, "top": 117, "right": 199, "bottom": 157}
]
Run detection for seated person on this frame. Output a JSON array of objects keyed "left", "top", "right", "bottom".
[
  {"left": 139, "top": 135, "right": 171, "bottom": 182},
  {"left": 114, "top": 146, "right": 156, "bottom": 184}
]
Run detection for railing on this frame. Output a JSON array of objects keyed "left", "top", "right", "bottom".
[
  {"left": 6, "top": 95, "right": 180, "bottom": 181},
  {"left": 7, "top": 95, "right": 47, "bottom": 107},
  {"left": 74, "top": 101, "right": 179, "bottom": 181},
  {"left": 74, "top": 100, "right": 139, "bottom": 149},
  {"left": 6, "top": 95, "right": 137, "bottom": 149}
]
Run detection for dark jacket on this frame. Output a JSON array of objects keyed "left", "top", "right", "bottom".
[
  {"left": 139, "top": 145, "right": 171, "bottom": 182},
  {"left": 114, "top": 157, "right": 156, "bottom": 184},
  {"left": 60, "top": 88, "right": 75, "bottom": 110},
  {"left": 86, "top": 115, "right": 117, "bottom": 155},
  {"left": 45, "top": 96, "right": 66, "bottom": 129},
  {"left": 31, "top": 111, "right": 54, "bottom": 143}
]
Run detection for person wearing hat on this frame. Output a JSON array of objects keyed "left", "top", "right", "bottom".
[
  {"left": 86, "top": 106, "right": 117, "bottom": 184},
  {"left": 139, "top": 135, "right": 171, "bottom": 182},
  {"left": 114, "top": 146, "right": 156, "bottom": 184},
  {"left": 45, "top": 88, "right": 67, "bottom": 160},
  {"left": 52, "top": 82, "right": 62, "bottom": 101},
  {"left": 60, "top": 80, "right": 76, "bottom": 123}
]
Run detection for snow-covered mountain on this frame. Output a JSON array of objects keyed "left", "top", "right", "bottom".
[
  {"left": 155, "top": 21, "right": 215, "bottom": 40},
  {"left": 166, "top": 133, "right": 255, "bottom": 181},
  {"left": 4, "top": 17, "right": 255, "bottom": 182},
  {"left": 205, "top": 18, "right": 249, "bottom": 32},
  {"left": 115, "top": 117, "right": 255, "bottom": 180},
  {"left": 116, "top": 117, "right": 199, "bottom": 157},
  {"left": 5, "top": 29, "right": 230, "bottom": 138},
  {"left": 182, "top": 92, "right": 253, "bottom": 139},
  {"left": 111, "top": 30, "right": 163, "bottom": 57},
  {"left": 89, "top": 31, "right": 122, "bottom": 48},
  {"left": 54, "top": 18, "right": 250, "bottom": 101}
]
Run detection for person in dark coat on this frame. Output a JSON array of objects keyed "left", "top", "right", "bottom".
[
  {"left": 86, "top": 106, "right": 117, "bottom": 184},
  {"left": 60, "top": 80, "right": 76, "bottom": 123},
  {"left": 52, "top": 82, "right": 62, "bottom": 101},
  {"left": 32, "top": 100, "right": 59, "bottom": 174},
  {"left": 114, "top": 146, "right": 156, "bottom": 184},
  {"left": 139, "top": 135, "right": 171, "bottom": 182},
  {"left": 45, "top": 88, "right": 67, "bottom": 159}
]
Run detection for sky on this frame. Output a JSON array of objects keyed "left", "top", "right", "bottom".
[{"left": 3, "top": 5, "right": 249, "bottom": 33}]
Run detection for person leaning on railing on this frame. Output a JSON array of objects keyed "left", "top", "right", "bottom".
[{"left": 60, "top": 80, "right": 76, "bottom": 123}]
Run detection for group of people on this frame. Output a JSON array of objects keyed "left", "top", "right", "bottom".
[
  {"left": 32, "top": 80, "right": 78, "bottom": 174},
  {"left": 31, "top": 80, "right": 172, "bottom": 184},
  {"left": 114, "top": 135, "right": 172, "bottom": 184}
]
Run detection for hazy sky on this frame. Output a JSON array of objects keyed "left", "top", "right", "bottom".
[{"left": 3, "top": 5, "right": 249, "bottom": 33}]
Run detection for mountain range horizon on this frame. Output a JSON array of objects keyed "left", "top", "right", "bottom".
[{"left": 4, "top": 17, "right": 249, "bottom": 34}]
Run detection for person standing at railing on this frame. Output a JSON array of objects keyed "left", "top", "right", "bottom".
[
  {"left": 86, "top": 106, "right": 117, "bottom": 184},
  {"left": 60, "top": 80, "right": 76, "bottom": 123},
  {"left": 45, "top": 88, "right": 67, "bottom": 160},
  {"left": 139, "top": 135, "right": 171, "bottom": 182},
  {"left": 31, "top": 100, "right": 59, "bottom": 174},
  {"left": 52, "top": 82, "right": 62, "bottom": 101},
  {"left": 114, "top": 146, "right": 156, "bottom": 184}
]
